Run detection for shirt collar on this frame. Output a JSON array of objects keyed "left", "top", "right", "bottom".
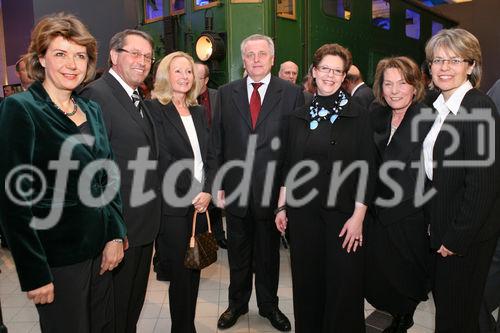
[
  {"left": 351, "top": 82, "right": 364, "bottom": 96},
  {"left": 247, "top": 73, "right": 271, "bottom": 87},
  {"left": 433, "top": 80, "right": 473, "bottom": 116},
  {"left": 109, "top": 68, "right": 136, "bottom": 99}
]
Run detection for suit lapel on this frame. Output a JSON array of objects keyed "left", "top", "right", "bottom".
[
  {"left": 384, "top": 104, "right": 420, "bottom": 162},
  {"left": 103, "top": 73, "right": 156, "bottom": 148},
  {"left": 142, "top": 101, "right": 159, "bottom": 159},
  {"left": 191, "top": 107, "right": 207, "bottom": 157},
  {"left": 291, "top": 106, "right": 311, "bottom": 162},
  {"left": 163, "top": 102, "right": 191, "bottom": 148},
  {"left": 255, "top": 76, "right": 282, "bottom": 129},
  {"left": 232, "top": 79, "right": 252, "bottom": 130}
]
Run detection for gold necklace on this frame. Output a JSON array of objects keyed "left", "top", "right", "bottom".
[{"left": 55, "top": 97, "right": 78, "bottom": 117}]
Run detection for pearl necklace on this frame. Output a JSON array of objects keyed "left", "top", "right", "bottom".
[{"left": 55, "top": 97, "right": 78, "bottom": 117}]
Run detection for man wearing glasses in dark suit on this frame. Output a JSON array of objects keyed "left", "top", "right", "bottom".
[{"left": 81, "top": 29, "right": 160, "bottom": 333}]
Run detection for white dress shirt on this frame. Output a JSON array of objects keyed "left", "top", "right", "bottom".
[
  {"left": 351, "top": 82, "right": 365, "bottom": 96},
  {"left": 109, "top": 68, "right": 136, "bottom": 102},
  {"left": 180, "top": 115, "right": 204, "bottom": 183},
  {"left": 246, "top": 73, "right": 271, "bottom": 104},
  {"left": 422, "top": 80, "right": 473, "bottom": 180}
]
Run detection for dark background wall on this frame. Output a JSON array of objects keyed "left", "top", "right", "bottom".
[
  {"left": 32, "top": 0, "right": 140, "bottom": 70},
  {"left": 2, "top": 0, "right": 34, "bottom": 65},
  {"left": 432, "top": 0, "right": 500, "bottom": 91}
]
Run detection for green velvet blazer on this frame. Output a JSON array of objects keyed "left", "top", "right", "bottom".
[{"left": 0, "top": 81, "right": 126, "bottom": 291}]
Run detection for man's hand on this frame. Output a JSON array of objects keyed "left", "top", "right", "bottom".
[
  {"left": 216, "top": 190, "right": 225, "bottom": 209},
  {"left": 437, "top": 245, "right": 455, "bottom": 257}
]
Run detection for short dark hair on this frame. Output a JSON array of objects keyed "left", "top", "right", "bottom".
[
  {"left": 108, "top": 29, "right": 154, "bottom": 66},
  {"left": 312, "top": 43, "right": 352, "bottom": 73}
]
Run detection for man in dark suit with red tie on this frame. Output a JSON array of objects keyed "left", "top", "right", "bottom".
[{"left": 212, "top": 34, "right": 304, "bottom": 331}]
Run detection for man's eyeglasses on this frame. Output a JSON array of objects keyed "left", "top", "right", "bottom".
[
  {"left": 431, "top": 58, "right": 472, "bottom": 66},
  {"left": 316, "top": 66, "right": 344, "bottom": 76},
  {"left": 244, "top": 51, "right": 269, "bottom": 60},
  {"left": 117, "top": 48, "right": 155, "bottom": 63}
]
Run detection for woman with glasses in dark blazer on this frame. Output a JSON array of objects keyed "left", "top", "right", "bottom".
[
  {"left": 274, "top": 43, "right": 375, "bottom": 333},
  {"left": 423, "top": 28, "right": 500, "bottom": 333}
]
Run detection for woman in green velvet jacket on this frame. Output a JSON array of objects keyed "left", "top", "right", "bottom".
[{"left": 0, "top": 13, "right": 126, "bottom": 332}]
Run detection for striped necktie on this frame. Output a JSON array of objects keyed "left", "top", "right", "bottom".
[{"left": 131, "top": 90, "right": 144, "bottom": 118}]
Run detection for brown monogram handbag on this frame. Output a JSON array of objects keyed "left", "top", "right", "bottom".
[{"left": 184, "top": 210, "right": 218, "bottom": 270}]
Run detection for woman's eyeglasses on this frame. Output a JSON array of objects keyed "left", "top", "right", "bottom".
[
  {"left": 430, "top": 58, "right": 472, "bottom": 66},
  {"left": 316, "top": 66, "right": 344, "bottom": 76}
]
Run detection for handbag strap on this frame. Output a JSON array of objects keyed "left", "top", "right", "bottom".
[{"left": 189, "top": 210, "right": 212, "bottom": 248}]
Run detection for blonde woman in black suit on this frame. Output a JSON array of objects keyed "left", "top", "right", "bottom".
[
  {"left": 144, "top": 51, "right": 215, "bottom": 333},
  {"left": 423, "top": 28, "right": 500, "bottom": 333}
]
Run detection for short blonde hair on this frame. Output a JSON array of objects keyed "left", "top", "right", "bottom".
[
  {"left": 152, "top": 51, "right": 199, "bottom": 106},
  {"left": 25, "top": 13, "right": 97, "bottom": 84},
  {"left": 373, "top": 56, "right": 424, "bottom": 106},
  {"left": 425, "top": 28, "right": 482, "bottom": 88}
]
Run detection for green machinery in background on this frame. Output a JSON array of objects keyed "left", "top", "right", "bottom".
[{"left": 140, "top": 0, "right": 455, "bottom": 88}]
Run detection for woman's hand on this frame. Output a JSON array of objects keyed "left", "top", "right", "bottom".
[
  {"left": 339, "top": 215, "right": 363, "bottom": 253},
  {"left": 27, "top": 283, "right": 54, "bottom": 304},
  {"left": 100, "top": 240, "right": 124, "bottom": 275},
  {"left": 339, "top": 204, "right": 366, "bottom": 253},
  {"left": 437, "top": 245, "right": 455, "bottom": 257},
  {"left": 275, "top": 210, "right": 288, "bottom": 234},
  {"left": 192, "top": 192, "right": 212, "bottom": 213}
]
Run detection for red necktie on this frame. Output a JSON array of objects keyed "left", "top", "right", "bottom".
[{"left": 250, "top": 82, "right": 263, "bottom": 128}]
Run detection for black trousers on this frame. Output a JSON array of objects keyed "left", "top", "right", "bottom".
[
  {"left": 288, "top": 208, "right": 365, "bottom": 333},
  {"left": 479, "top": 237, "right": 500, "bottom": 333},
  {"left": 210, "top": 206, "right": 225, "bottom": 241},
  {"left": 113, "top": 242, "right": 154, "bottom": 333},
  {"left": 155, "top": 212, "right": 207, "bottom": 333},
  {"left": 365, "top": 212, "right": 430, "bottom": 316},
  {"left": 433, "top": 238, "right": 498, "bottom": 333},
  {"left": 225, "top": 204, "right": 281, "bottom": 313},
  {"left": 36, "top": 255, "right": 114, "bottom": 333}
]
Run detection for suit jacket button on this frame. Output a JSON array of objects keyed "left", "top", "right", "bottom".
[{"left": 330, "top": 140, "right": 336, "bottom": 145}]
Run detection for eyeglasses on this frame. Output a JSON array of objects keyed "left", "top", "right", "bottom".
[
  {"left": 117, "top": 48, "right": 155, "bottom": 63},
  {"left": 244, "top": 51, "right": 270, "bottom": 60},
  {"left": 431, "top": 58, "right": 472, "bottom": 66},
  {"left": 316, "top": 66, "right": 344, "bottom": 76}
]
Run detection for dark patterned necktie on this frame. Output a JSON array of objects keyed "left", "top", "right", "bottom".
[
  {"left": 131, "top": 90, "right": 144, "bottom": 118},
  {"left": 250, "top": 82, "right": 263, "bottom": 128}
]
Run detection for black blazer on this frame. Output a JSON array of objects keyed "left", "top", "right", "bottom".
[
  {"left": 80, "top": 72, "right": 161, "bottom": 247},
  {"left": 283, "top": 92, "right": 376, "bottom": 214},
  {"left": 211, "top": 76, "right": 304, "bottom": 218},
  {"left": 0, "top": 81, "right": 126, "bottom": 291},
  {"left": 352, "top": 83, "right": 375, "bottom": 110},
  {"left": 145, "top": 100, "right": 215, "bottom": 217},
  {"left": 370, "top": 102, "right": 431, "bottom": 224},
  {"left": 426, "top": 89, "right": 500, "bottom": 254}
]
